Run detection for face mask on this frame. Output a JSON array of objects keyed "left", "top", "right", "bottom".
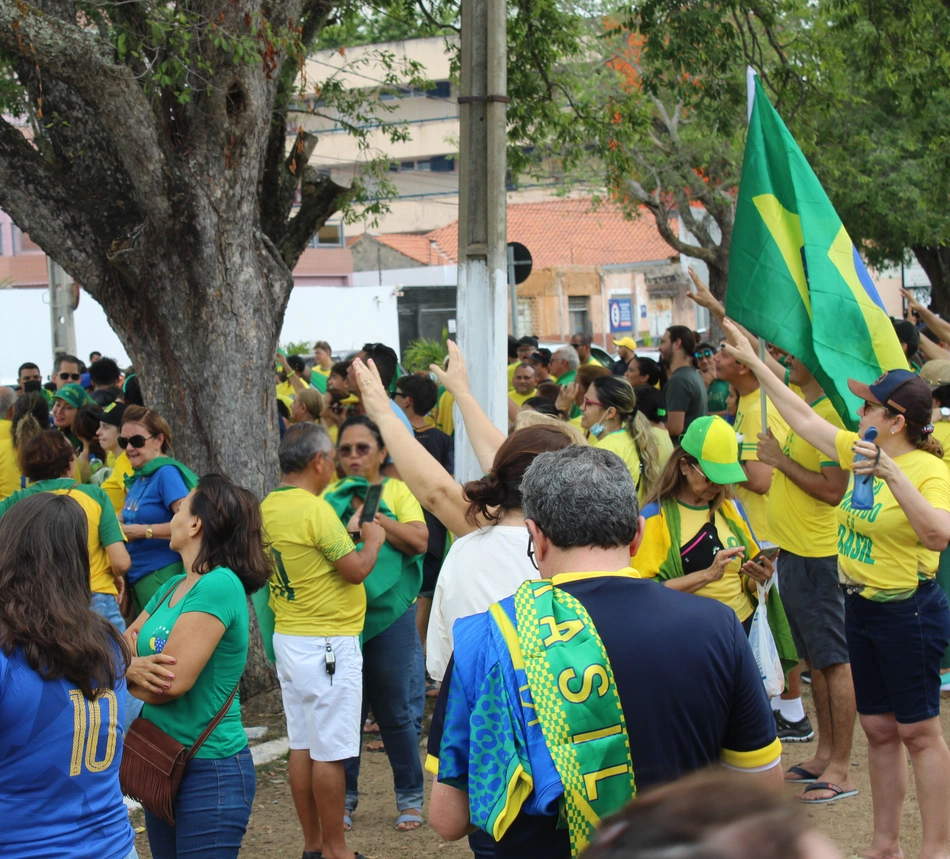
[{"left": 590, "top": 421, "right": 607, "bottom": 438}]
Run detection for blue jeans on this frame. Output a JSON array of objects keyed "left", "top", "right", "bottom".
[
  {"left": 90, "top": 592, "right": 144, "bottom": 726},
  {"left": 121, "top": 849, "right": 140, "bottom": 859},
  {"left": 846, "top": 579, "right": 950, "bottom": 723},
  {"left": 345, "top": 605, "right": 425, "bottom": 813},
  {"left": 144, "top": 746, "right": 255, "bottom": 859},
  {"left": 411, "top": 615, "right": 426, "bottom": 738}
]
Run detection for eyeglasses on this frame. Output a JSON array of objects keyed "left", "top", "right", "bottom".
[
  {"left": 694, "top": 349, "right": 714, "bottom": 359},
  {"left": 392, "top": 391, "right": 406, "bottom": 399},
  {"left": 527, "top": 535, "right": 539, "bottom": 571},
  {"left": 690, "top": 463, "right": 713, "bottom": 484},
  {"left": 583, "top": 397, "right": 607, "bottom": 409},
  {"left": 118, "top": 434, "right": 155, "bottom": 449},
  {"left": 58, "top": 372, "right": 81, "bottom": 381},
  {"left": 338, "top": 443, "right": 373, "bottom": 457}
]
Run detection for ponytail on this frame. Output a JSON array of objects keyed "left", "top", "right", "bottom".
[
  {"left": 591, "top": 376, "right": 661, "bottom": 498},
  {"left": 906, "top": 418, "right": 943, "bottom": 459}
]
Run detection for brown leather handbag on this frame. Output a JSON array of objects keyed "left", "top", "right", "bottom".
[
  {"left": 120, "top": 684, "right": 238, "bottom": 825},
  {"left": 120, "top": 614, "right": 240, "bottom": 829}
]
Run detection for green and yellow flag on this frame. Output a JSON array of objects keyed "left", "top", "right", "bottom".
[{"left": 725, "top": 76, "right": 906, "bottom": 429}]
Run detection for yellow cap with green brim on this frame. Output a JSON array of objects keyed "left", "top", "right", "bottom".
[{"left": 680, "top": 415, "right": 747, "bottom": 485}]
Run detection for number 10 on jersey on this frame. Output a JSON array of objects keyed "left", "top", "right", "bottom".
[{"left": 68, "top": 689, "right": 119, "bottom": 776}]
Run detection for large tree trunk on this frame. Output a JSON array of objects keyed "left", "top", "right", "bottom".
[
  {"left": 0, "top": 0, "right": 348, "bottom": 697},
  {"left": 914, "top": 245, "right": 950, "bottom": 319}
]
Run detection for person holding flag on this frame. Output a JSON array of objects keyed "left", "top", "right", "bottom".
[{"left": 723, "top": 320, "right": 950, "bottom": 858}]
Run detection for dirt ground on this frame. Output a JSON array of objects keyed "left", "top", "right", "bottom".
[{"left": 130, "top": 685, "right": 947, "bottom": 859}]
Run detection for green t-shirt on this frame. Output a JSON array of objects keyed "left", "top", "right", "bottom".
[
  {"left": 310, "top": 365, "right": 330, "bottom": 393},
  {"left": 139, "top": 568, "right": 249, "bottom": 759}
]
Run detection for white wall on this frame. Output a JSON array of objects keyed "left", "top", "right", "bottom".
[
  {"left": 0, "top": 287, "right": 130, "bottom": 384},
  {"left": 1, "top": 283, "right": 401, "bottom": 385},
  {"left": 280, "top": 284, "right": 400, "bottom": 354},
  {"left": 351, "top": 264, "right": 457, "bottom": 288}
]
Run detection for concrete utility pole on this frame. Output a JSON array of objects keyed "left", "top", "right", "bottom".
[
  {"left": 48, "top": 258, "right": 76, "bottom": 365},
  {"left": 455, "top": 0, "right": 508, "bottom": 482}
]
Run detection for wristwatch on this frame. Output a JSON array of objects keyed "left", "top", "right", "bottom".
[{"left": 145, "top": 525, "right": 154, "bottom": 539}]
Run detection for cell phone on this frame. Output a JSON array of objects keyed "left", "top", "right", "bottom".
[
  {"left": 751, "top": 546, "right": 781, "bottom": 565},
  {"left": 359, "top": 484, "right": 384, "bottom": 525}
]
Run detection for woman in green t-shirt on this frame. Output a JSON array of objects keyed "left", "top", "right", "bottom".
[
  {"left": 124, "top": 475, "right": 271, "bottom": 858},
  {"left": 724, "top": 323, "right": 950, "bottom": 848}
]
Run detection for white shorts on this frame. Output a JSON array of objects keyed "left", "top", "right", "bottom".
[{"left": 273, "top": 633, "right": 363, "bottom": 762}]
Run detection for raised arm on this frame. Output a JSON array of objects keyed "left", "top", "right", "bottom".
[
  {"left": 430, "top": 340, "right": 507, "bottom": 473},
  {"left": 901, "top": 288, "right": 950, "bottom": 346},
  {"left": 352, "top": 356, "right": 477, "bottom": 538},
  {"left": 919, "top": 331, "right": 950, "bottom": 363},
  {"left": 687, "top": 269, "right": 786, "bottom": 382},
  {"left": 722, "top": 320, "right": 841, "bottom": 461}
]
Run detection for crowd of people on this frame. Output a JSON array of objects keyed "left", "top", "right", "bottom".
[{"left": 3, "top": 279, "right": 950, "bottom": 859}]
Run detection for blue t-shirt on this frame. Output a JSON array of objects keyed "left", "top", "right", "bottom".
[
  {"left": 0, "top": 646, "right": 134, "bottom": 859},
  {"left": 429, "top": 575, "right": 778, "bottom": 859},
  {"left": 123, "top": 465, "right": 190, "bottom": 584}
]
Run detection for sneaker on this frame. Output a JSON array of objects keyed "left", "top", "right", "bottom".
[
  {"left": 773, "top": 710, "right": 815, "bottom": 743},
  {"left": 801, "top": 670, "right": 812, "bottom": 685}
]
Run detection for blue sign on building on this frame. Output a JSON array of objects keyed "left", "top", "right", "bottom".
[{"left": 608, "top": 298, "right": 634, "bottom": 333}]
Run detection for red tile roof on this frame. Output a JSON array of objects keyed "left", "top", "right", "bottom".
[
  {"left": 350, "top": 232, "right": 454, "bottom": 266},
  {"left": 424, "top": 199, "right": 678, "bottom": 268}
]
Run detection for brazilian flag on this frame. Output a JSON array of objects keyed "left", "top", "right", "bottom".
[{"left": 725, "top": 76, "right": 906, "bottom": 430}]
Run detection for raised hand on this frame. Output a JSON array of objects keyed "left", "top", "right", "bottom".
[
  {"left": 430, "top": 340, "right": 471, "bottom": 398},
  {"left": 351, "top": 357, "right": 391, "bottom": 422}
]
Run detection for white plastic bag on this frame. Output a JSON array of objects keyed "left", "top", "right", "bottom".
[{"left": 748, "top": 580, "right": 784, "bottom": 697}]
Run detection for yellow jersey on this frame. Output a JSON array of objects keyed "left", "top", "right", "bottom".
[
  {"left": 651, "top": 425, "right": 674, "bottom": 471},
  {"left": 591, "top": 429, "right": 648, "bottom": 506},
  {"left": 260, "top": 486, "right": 361, "bottom": 636},
  {"left": 835, "top": 430, "right": 950, "bottom": 599},
  {"left": 509, "top": 388, "right": 537, "bottom": 408},
  {"left": 0, "top": 420, "right": 20, "bottom": 500},
  {"left": 677, "top": 502, "right": 754, "bottom": 622},
  {"left": 0, "top": 478, "right": 125, "bottom": 595},
  {"left": 734, "top": 388, "right": 789, "bottom": 543},
  {"left": 436, "top": 391, "right": 456, "bottom": 437},
  {"left": 931, "top": 419, "right": 950, "bottom": 469},
  {"left": 766, "top": 397, "right": 844, "bottom": 557},
  {"left": 100, "top": 451, "right": 134, "bottom": 514}
]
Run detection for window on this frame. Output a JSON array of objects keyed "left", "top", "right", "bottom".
[
  {"left": 309, "top": 223, "right": 344, "bottom": 249},
  {"left": 568, "top": 296, "right": 591, "bottom": 336},
  {"left": 12, "top": 226, "right": 40, "bottom": 254},
  {"left": 429, "top": 155, "right": 454, "bottom": 173},
  {"left": 426, "top": 80, "right": 451, "bottom": 99}
]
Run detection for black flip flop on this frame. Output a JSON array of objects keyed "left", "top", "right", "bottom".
[
  {"left": 785, "top": 764, "right": 819, "bottom": 784},
  {"left": 799, "top": 782, "right": 858, "bottom": 804}
]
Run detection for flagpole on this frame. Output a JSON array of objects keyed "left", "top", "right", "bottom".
[{"left": 746, "top": 66, "right": 769, "bottom": 438}]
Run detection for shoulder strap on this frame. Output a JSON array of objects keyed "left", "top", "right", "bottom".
[{"left": 185, "top": 682, "right": 240, "bottom": 762}]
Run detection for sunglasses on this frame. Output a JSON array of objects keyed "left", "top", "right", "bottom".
[
  {"left": 527, "top": 535, "right": 539, "bottom": 571},
  {"left": 690, "top": 462, "right": 713, "bottom": 484},
  {"left": 58, "top": 372, "right": 81, "bottom": 381},
  {"left": 391, "top": 391, "right": 407, "bottom": 400},
  {"left": 338, "top": 443, "right": 373, "bottom": 457},
  {"left": 118, "top": 434, "right": 155, "bottom": 449},
  {"left": 694, "top": 349, "right": 714, "bottom": 359}
]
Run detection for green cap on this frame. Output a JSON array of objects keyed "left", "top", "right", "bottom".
[
  {"left": 680, "top": 415, "right": 747, "bottom": 485},
  {"left": 53, "top": 383, "right": 93, "bottom": 409}
]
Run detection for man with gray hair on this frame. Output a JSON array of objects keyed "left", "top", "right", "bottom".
[
  {"left": 0, "top": 385, "right": 19, "bottom": 500},
  {"left": 260, "top": 421, "right": 384, "bottom": 859},
  {"left": 549, "top": 344, "right": 580, "bottom": 387},
  {"left": 427, "top": 446, "right": 782, "bottom": 859}
]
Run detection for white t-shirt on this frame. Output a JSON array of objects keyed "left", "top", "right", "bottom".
[{"left": 426, "top": 525, "right": 539, "bottom": 681}]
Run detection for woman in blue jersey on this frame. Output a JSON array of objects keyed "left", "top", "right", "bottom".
[
  {"left": 119, "top": 405, "right": 198, "bottom": 613},
  {"left": 124, "top": 474, "right": 271, "bottom": 859},
  {"left": 0, "top": 492, "right": 137, "bottom": 859}
]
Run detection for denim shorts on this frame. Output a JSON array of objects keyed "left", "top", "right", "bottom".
[{"left": 845, "top": 578, "right": 950, "bottom": 724}]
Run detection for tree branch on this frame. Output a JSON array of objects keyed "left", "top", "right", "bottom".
[
  {"left": 0, "top": 0, "right": 170, "bottom": 214},
  {"left": 277, "top": 165, "right": 352, "bottom": 268},
  {"left": 625, "top": 177, "right": 717, "bottom": 264},
  {"left": 0, "top": 115, "right": 109, "bottom": 286}
]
